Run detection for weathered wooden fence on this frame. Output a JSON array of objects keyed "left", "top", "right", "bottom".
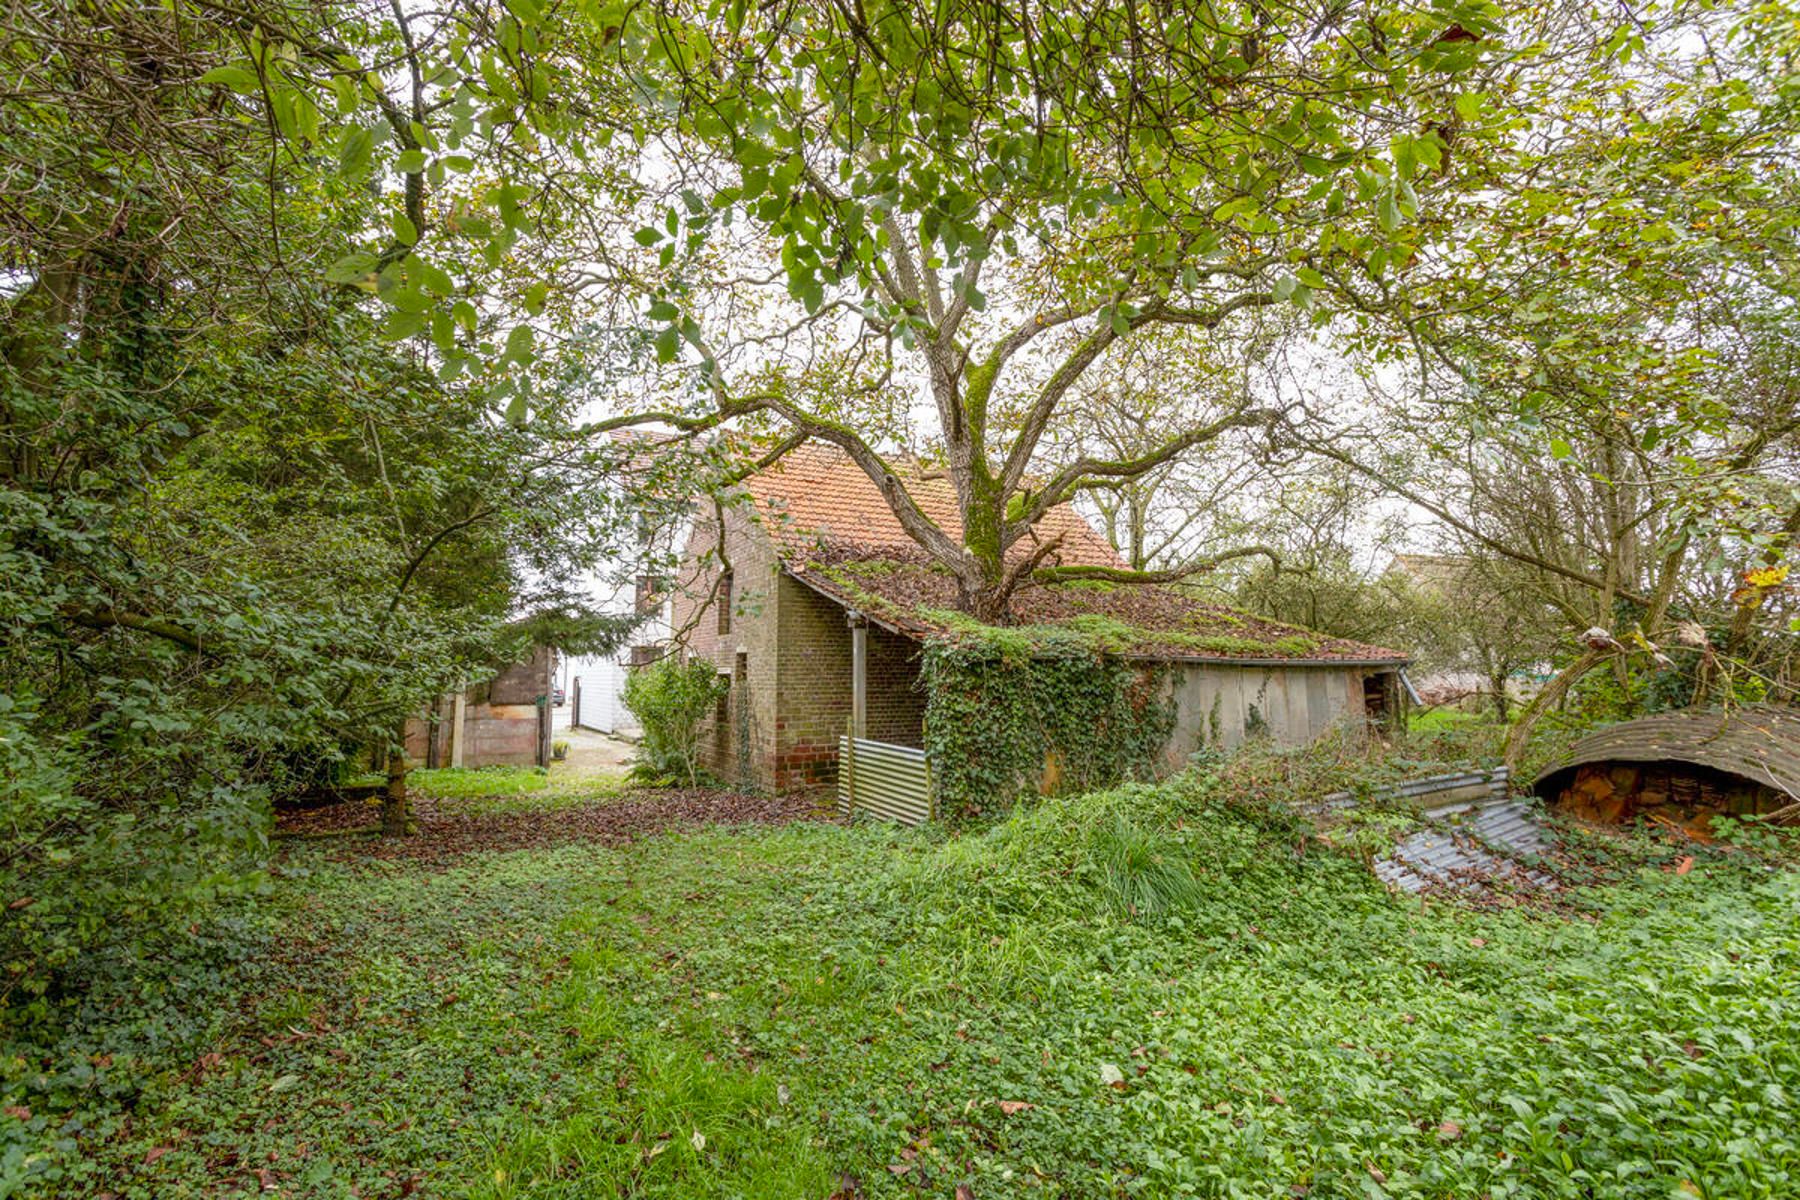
[{"left": 837, "top": 736, "right": 932, "bottom": 826}]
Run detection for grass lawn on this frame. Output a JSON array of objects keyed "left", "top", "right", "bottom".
[
  {"left": 9, "top": 766, "right": 1800, "bottom": 1199},
  {"left": 403, "top": 765, "right": 627, "bottom": 814},
  {"left": 1406, "top": 707, "right": 1501, "bottom": 734}
]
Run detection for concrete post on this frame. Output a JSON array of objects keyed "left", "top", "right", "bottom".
[
  {"left": 450, "top": 691, "right": 467, "bottom": 768},
  {"left": 848, "top": 610, "right": 868, "bottom": 741}
]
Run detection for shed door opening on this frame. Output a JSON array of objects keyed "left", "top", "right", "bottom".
[{"left": 1363, "top": 673, "right": 1390, "bottom": 721}]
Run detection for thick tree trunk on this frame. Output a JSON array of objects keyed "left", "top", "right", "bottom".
[
  {"left": 961, "top": 585, "right": 1013, "bottom": 624},
  {"left": 381, "top": 745, "right": 410, "bottom": 837}
]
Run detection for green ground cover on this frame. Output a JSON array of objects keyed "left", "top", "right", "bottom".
[{"left": 7, "top": 764, "right": 1798, "bottom": 1199}]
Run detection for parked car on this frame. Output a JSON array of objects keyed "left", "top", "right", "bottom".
[{"left": 552, "top": 686, "right": 566, "bottom": 707}]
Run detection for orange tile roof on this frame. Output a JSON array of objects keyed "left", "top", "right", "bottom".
[{"left": 737, "top": 443, "right": 1126, "bottom": 570}]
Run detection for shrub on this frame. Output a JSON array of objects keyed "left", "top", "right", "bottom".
[{"left": 622, "top": 657, "right": 727, "bottom": 786}]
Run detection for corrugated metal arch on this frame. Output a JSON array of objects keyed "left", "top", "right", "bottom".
[{"left": 1532, "top": 708, "right": 1800, "bottom": 803}]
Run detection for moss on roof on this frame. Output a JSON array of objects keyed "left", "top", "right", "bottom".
[{"left": 803, "top": 555, "right": 1406, "bottom": 665}]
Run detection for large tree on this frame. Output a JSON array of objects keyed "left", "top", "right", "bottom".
[
  {"left": 1299, "top": 0, "right": 1800, "bottom": 759},
  {"left": 586, "top": 0, "right": 1519, "bottom": 620}
]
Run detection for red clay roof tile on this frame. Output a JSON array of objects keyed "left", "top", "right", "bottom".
[{"left": 737, "top": 443, "right": 1125, "bottom": 570}]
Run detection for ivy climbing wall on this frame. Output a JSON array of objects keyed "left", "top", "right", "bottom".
[{"left": 921, "top": 639, "right": 1175, "bottom": 822}]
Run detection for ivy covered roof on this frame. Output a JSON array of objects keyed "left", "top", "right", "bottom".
[
  {"left": 736, "top": 445, "right": 1406, "bottom": 665},
  {"left": 794, "top": 553, "right": 1410, "bottom": 666}
]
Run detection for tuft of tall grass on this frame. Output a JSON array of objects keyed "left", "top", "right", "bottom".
[{"left": 1091, "top": 814, "right": 1206, "bottom": 918}]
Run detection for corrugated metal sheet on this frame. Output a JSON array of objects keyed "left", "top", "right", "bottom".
[
  {"left": 1374, "top": 797, "right": 1558, "bottom": 894},
  {"left": 1316, "top": 768, "right": 1511, "bottom": 815},
  {"left": 838, "top": 736, "right": 932, "bottom": 826},
  {"left": 1312, "top": 768, "right": 1557, "bottom": 894},
  {"left": 1532, "top": 707, "right": 1800, "bottom": 802}
]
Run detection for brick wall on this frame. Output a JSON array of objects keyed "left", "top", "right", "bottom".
[
  {"left": 772, "top": 573, "right": 850, "bottom": 786},
  {"left": 866, "top": 623, "right": 927, "bottom": 745},
  {"left": 669, "top": 506, "right": 926, "bottom": 791},
  {"left": 769, "top": 573, "right": 926, "bottom": 787},
  {"left": 671, "top": 506, "right": 783, "bottom": 789}
]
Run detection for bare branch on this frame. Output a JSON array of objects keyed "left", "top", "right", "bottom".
[{"left": 1012, "top": 405, "right": 1282, "bottom": 537}]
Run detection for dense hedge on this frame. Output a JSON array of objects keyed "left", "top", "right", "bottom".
[{"left": 920, "top": 629, "right": 1173, "bottom": 820}]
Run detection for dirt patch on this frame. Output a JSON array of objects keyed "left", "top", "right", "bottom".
[{"left": 277, "top": 786, "right": 836, "bottom": 864}]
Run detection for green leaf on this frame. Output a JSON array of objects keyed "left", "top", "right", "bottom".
[
  {"left": 330, "top": 75, "right": 358, "bottom": 114},
  {"left": 1216, "top": 197, "right": 1258, "bottom": 222},
  {"left": 647, "top": 299, "right": 680, "bottom": 322},
  {"left": 416, "top": 260, "right": 456, "bottom": 297},
  {"left": 391, "top": 213, "right": 419, "bottom": 246},
  {"left": 654, "top": 327, "right": 680, "bottom": 363},
  {"left": 395, "top": 149, "right": 427, "bottom": 174},
  {"left": 324, "top": 252, "right": 379, "bottom": 285},
  {"left": 1377, "top": 192, "right": 1402, "bottom": 234},
  {"left": 1454, "top": 92, "right": 1484, "bottom": 121},
  {"left": 384, "top": 309, "right": 427, "bottom": 340},
  {"left": 1549, "top": 437, "right": 1572, "bottom": 461},
  {"left": 338, "top": 128, "right": 375, "bottom": 178},
  {"left": 633, "top": 227, "right": 663, "bottom": 247},
  {"left": 199, "top": 66, "right": 261, "bottom": 93},
  {"left": 388, "top": 287, "right": 432, "bottom": 314},
  {"left": 504, "top": 324, "right": 535, "bottom": 362},
  {"left": 524, "top": 281, "right": 549, "bottom": 315}
]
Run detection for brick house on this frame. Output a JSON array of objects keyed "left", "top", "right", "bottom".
[{"left": 673, "top": 445, "right": 1410, "bottom": 792}]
